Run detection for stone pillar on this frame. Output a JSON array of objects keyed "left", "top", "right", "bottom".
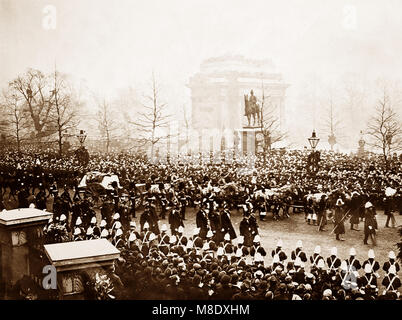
[{"left": 0, "top": 208, "right": 52, "bottom": 299}]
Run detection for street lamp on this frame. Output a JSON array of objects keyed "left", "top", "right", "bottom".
[
  {"left": 307, "top": 130, "right": 320, "bottom": 174},
  {"left": 77, "top": 129, "right": 87, "bottom": 147},
  {"left": 308, "top": 130, "right": 320, "bottom": 150}
]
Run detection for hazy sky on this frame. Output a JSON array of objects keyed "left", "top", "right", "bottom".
[{"left": 1, "top": 0, "right": 401, "bottom": 148}]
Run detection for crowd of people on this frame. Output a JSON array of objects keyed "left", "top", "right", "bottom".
[{"left": 0, "top": 146, "right": 401, "bottom": 299}]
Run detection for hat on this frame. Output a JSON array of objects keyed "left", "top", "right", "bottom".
[
  {"left": 149, "top": 233, "right": 156, "bottom": 241},
  {"left": 389, "top": 265, "right": 396, "bottom": 275},
  {"left": 314, "top": 245, "right": 321, "bottom": 254},
  {"left": 255, "top": 252, "right": 263, "bottom": 263},
  {"left": 224, "top": 233, "right": 230, "bottom": 241},
  {"left": 170, "top": 235, "right": 177, "bottom": 244},
  {"left": 100, "top": 220, "right": 107, "bottom": 227},
  {"left": 349, "top": 247, "right": 356, "bottom": 256},
  {"left": 114, "top": 221, "right": 122, "bottom": 229},
  {"left": 74, "top": 227, "right": 81, "bottom": 235},
  {"left": 389, "top": 251, "right": 396, "bottom": 259},
  {"left": 101, "top": 229, "right": 109, "bottom": 238},
  {"left": 128, "top": 232, "right": 136, "bottom": 242},
  {"left": 336, "top": 198, "right": 344, "bottom": 206},
  {"left": 86, "top": 227, "right": 93, "bottom": 235},
  {"left": 60, "top": 214, "right": 66, "bottom": 222},
  {"left": 340, "top": 261, "right": 348, "bottom": 271},
  {"left": 115, "top": 228, "right": 123, "bottom": 237},
  {"left": 317, "top": 259, "right": 325, "bottom": 269},
  {"left": 76, "top": 217, "right": 82, "bottom": 226},
  {"left": 385, "top": 187, "right": 396, "bottom": 197},
  {"left": 254, "top": 235, "right": 261, "bottom": 243},
  {"left": 29, "top": 203, "right": 35, "bottom": 208},
  {"left": 113, "top": 213, "right": 120, "bottom": 220},
  {"left": 161, "top": 224, "right": 167, "bottom": 232},
  {"left": 331, "top": 247, "right": 337, "bottom": 256},
  {"left": 217, "top": 247, "right": 224, "bottom": 256},
  {"left": 364, "top": 264, "right": 372, "bottom": 273},
  {"left": 323, "top": 289, "right": 332, "bottom": 297},
  {"left": 277, "top": 239, "right": 283, "bottom": 247},
  {"left": 186, "top": 240, "right": 193, "bottom": 249},
  {"left": 364, "top": 202, "right": 373, "bottom": 209},
  {"left": 178, "top": 226, "right": 184, "bottom": 233},
  {"left": 144, "top": 222, "right": 149, "bottom": 229},
  {"left": 368, "top": 249, "right": 375, "bottom": 259},
  {"left": 206, "top": 230, "right": 213, "bottom": 238},
  {"left": 296, "top": 240, "right": 303, "bottom": 248}
]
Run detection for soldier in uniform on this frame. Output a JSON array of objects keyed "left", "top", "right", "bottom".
[
  {"left": 382, "top": 265, "right": 401, "bottom": 297},
  {"left": 250, "top": 235, "right": 266, "bottom": 258},
  {"left": 73, "top": 226, "right": 84, "bottom": 241},
  {"left": 291, "top": 240, "right": 308, "bottom": 264},
  {"left": 326, "top": 247, "right": 341, "bottom": 272},
  {"left": 158, "top": 224, "right": 170, "bottom": 256},
  {"left": 310, "top": 245, "right": 323, "bottom": 268},
  {"left": 362, "top": 249, "right": 380, "bottom": 276},
  {"left": 382, "top": 251, "right": 400, "bottom": 273},
  {"left": 271, "top": 239, "right": 287, "bottom": 263},
  {"left": 344, "top": 248, "right": 361, "bottom": 282}
]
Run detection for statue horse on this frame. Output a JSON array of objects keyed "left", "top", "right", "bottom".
[{"left": 244, "top": 94, "right": 261, "bottom": 127}]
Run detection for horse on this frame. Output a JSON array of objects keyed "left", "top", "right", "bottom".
[{"left": 244, "top": 94, "right": 261, "bottom": 126}]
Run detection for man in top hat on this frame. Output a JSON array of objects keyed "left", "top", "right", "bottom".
[
  {"left": 196, "top": 201, "right": 209, "bottom": 240},
  {"left": 334, "top": 198, "right": 346, "bottom": 241},
  {"left": 326, "top": 247, "right": 341, "bottom": 272},
  {"left": 169, "top": 205, "right": 184, "bottom": 236},
  {"left": 220, "top": 202, "right": 237, "bottom": 240},
  {"left": 363, "top": 201, "right": 378, "bottom": 245}
]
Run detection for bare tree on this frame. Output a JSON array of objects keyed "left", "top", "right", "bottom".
[
  {"left": 96, "top": 98, "right": 118, "bottom": 154},
  {"left": 48, "top": 69, "right": 79, "bottom": 156},
  {"left": 319, "top": 88, "right": 345, "bottom": 151},
  {"left": 8, "top": 68, "right": 54, "bottom": 139},
  {"left": 366, "top": 86, "right": 402, "bottom": 166},
  {"left": 258, "top": 84, "right": 287, "bottom": 159},
  {"left": 0, "top": 91, "right": 29, "bottom": 153},
  {"left": 130, "top": 73, "right": 171, "bottom": 158}
]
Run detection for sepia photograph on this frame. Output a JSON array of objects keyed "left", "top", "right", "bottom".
[{"left": 0, "top": 0, "right": 401, "bottom": 305}]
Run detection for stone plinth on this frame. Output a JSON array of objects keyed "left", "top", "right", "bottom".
[
  {"left": 0, "top": 208, "right": 52, "bottom": 299},
  {"left": 44, "top": 239, "right": 120, "bottom": 299}
]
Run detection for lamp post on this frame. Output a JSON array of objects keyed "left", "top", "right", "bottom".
[
  {"left": 77, "top": 129, "right": 87, "bottom": 147},
  {"left": 307, "top": 130, "right": 320, "bottom": 174}
]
